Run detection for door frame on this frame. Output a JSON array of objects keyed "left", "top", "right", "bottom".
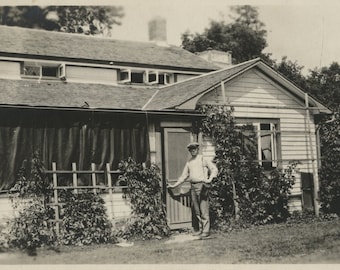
[{"left": 161, "top": 124, "right": 196, "bottom": 229}]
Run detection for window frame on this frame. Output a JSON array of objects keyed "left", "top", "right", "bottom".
[
  {"left": 118, "top": 68, "right": 172, "bottom": 85},
  {"left": 158, "top": 73, "right": 170, "bottom": 85},
  {"left": 146, "top": 70, "right": 159, "bottom": 85},
  {"left": 21, "top": 62, "right": 66, "bottom": 80},
  {"left": 236, "top": 118, "right": 280, "bottom": 170}
]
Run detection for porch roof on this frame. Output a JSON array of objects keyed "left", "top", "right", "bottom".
[{"left": 0, "top": 79, "right": 157, "bottom": 110}]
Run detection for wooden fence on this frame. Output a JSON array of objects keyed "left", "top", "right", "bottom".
[{"left": 45, "top": 162, "right": 131, "bottom": 233}]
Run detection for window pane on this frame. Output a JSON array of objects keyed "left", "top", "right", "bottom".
[
  {"left": 148, "top": 73, "right": 157, "bottom": 83},
  {"left": 120, "top": 71, "right": 130, "bottom": 81},
  {"left": 42, "top": 66, "right": 58, "bottom": 77},
  {"left": 159, "top": 74, "right": 170, "bottom": 85},
  {"left": 24, "top": 66, "right": 40, "bottom": 76},
  {"left": 131, "top": 72, "right": 144, "bottom": 83}
]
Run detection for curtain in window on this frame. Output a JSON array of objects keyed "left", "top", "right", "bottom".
[{"left": 0, "top": 109, "right": 150, "bottom": 191}]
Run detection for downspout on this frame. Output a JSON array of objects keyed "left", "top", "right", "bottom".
[{"left": 305, "top": 93, "right": 319, "bottom": 217}]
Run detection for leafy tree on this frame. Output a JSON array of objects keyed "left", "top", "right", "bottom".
[
  {"left": 181, "top": 5, "right": 267, "bottom": 63},
  {"left": 306, "top": 63, "right": 340, "bottom": 110},
  {"left": 273, "top": 56, "right": 308, "bottom": 90},
  {"left": 0, "top": 6, "right": 124, "bottom": 35}
]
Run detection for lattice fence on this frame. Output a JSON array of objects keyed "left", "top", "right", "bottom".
[{"left": 45, "top": 162, "right": 131, "bottom": 233}]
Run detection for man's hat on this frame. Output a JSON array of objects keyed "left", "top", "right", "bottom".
[{"left": 187, "top": 142, "right": 200, "bottom": 149}]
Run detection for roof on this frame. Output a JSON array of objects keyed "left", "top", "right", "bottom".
[
  {"left": 0, "top": 79, "right": 156, "bottom": 110},
  {"left": 144, "top": 58, "right": 260, "bottom": 110},
  {"left": 144, "top": 58, "right": 331, "bottom": 114},
  {"left": 0, "top": 26, "right": 218, "bottom": 72},
  {"left": 0, "top": 58, "right": 330, "bottom": 115}
]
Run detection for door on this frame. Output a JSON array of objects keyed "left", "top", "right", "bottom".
[{"left": 163, "top": 128, "right": 192, "bottom": 229}]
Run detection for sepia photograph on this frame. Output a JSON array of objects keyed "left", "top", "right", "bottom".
[{"left": 0, "top": 0, "right": 340, "bottom": 265}]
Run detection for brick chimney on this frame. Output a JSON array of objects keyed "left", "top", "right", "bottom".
[
  {"left": 148, "top": 16, "right": 167, "bottom": 46},
  {"left": 197, "top": 49, "right": 233, "bottom": 68}
]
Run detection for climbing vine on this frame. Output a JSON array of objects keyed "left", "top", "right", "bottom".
[
  {"left": 117, "top": 158, "right": 171, "bottom": 240},
  {"left": 198, "top": 104, "right": 295, "bottom": 226}
]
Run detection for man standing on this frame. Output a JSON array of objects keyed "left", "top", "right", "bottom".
[{"left": 167, "top": 142, "right": 218, "bottom": 238}]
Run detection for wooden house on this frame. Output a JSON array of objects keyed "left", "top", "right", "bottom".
[{"left": 0, "top": 25, "right": 331, "bottom": 229}]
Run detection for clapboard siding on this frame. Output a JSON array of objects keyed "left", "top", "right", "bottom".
[
  {"left": 0, "top": 193, "right": 131, "bottom": 226},
  {"left": 0, "top": 60, "right": 21, "bottom": 79},
  {"left": 66, "top": 65, "right": 117, "bottom": 84},
  {"left": 199, "top": 69, "right": 319, "bottom": 212},
  {"left": 102, "top": 193, "right": 131, "bottom": 221},
  {"left": 0, "top": 195, "right": 13, "bottom": 224}
]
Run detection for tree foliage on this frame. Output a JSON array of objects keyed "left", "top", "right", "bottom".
[
  {"left": 181, "top": 5, "right": 267, "bottom": 63},
  {"left": 0, "top": 6, "right": 124, "bottom": 35}
]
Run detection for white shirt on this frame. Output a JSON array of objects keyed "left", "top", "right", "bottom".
[{"left": 178, "top": 154, "right": 218, "bottom": 183}]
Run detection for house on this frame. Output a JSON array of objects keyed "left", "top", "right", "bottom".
[{"left": 0, "top": 23, "right": 331, "bottom": 228}]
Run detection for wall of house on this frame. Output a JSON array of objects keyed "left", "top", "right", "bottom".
[
  {"left": 0, "top": 195, "right": 13, "bottom": 225},
  {"left": 66, "top": 66, "right": 118, "bottom": 84},
  {"left": 199, "top": 69, "right": 319, "bottom": 212},
  {"left": 0, "top": 60, "right": 21, "bottom": 79},
  {"left": 175, "top": 73, "right": 198, "bottom": 83},
  {"left": 0, "top": 58, "right": 204, "bottom": 87}
]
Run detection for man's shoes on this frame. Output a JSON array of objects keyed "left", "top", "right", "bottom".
[
  {"left": 192, "top": 231, "right": 202, "bottom": 236},
  {"left": 199, "top": 233, "right": 210, "bottom": 238}
]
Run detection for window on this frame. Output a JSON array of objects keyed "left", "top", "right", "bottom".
[
  {"left": 119, "top": 69, "right": 131, "bottom": 83},
  {"left": 255, "top": 123, "right": 278, "bottom": 169},
  {"left": 118, "top": 69, "right": 172, "bottom": 85},
  {"left": 159, "top": 73, "right": 170, "bottom": 85},
  {"left": 238, "top": 120, "right": 279, "bottom": 170},
  {"left": 22, "top": 62, "right": 65, "bottom": 80},
  {"left": 146, "top": 71, "right": 158, "bottom": 85}
]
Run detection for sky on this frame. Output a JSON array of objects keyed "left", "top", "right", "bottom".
[{"left": 4, "top": 0, "right": 340, "bottom": 74}]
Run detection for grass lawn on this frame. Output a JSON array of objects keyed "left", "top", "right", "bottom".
[{"left": 1, "top": 219, "right": 340, "bottom": 264}]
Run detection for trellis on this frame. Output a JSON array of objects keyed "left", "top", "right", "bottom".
[{"left": 45, "top": 162, "right": 128, "bottom": 233}]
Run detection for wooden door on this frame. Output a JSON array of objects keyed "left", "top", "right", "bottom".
[{"left": 163, "top": 128, "right": 192, "bottom": 229}]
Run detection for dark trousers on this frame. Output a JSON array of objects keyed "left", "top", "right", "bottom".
[{"left": 191, "top": 182, "right": 210, "bottom": 234}]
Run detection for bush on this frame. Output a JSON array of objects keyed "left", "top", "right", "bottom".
[
  {"left": 6, "top": 198, "right": 57, "bottom": 252},
  {"left": 59, "top": 191, "right": 115, "bottom": 246},
  {"left": 319, "top": 113, "right": 340, "bottom": 215},
  {"left": 117, "top": 158, "right": 170, "bottom": 240},
  {"left": 4, "top": 152, "right": 57, "bottom": 253}
]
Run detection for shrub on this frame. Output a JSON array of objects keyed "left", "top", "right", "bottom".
[
  {"left": 5, "top": 152, "right": 57, "bottom": 253},
  {"left": 117, "top": 158, "right": 170, "bottom": 240},
  {"left": 6, "top": 198, "right": 57, "bottom": 252},
  {"left": 319, "top": 113, "right": 340, "bottom": 215},
  {"left": 58, "top": 191, "right": 115, "bottom": 246},
  {"left": 199, "top": 104, "right": 295, "bottom": 227}
]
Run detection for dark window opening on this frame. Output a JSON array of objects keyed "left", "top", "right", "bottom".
[
  {"left": 42, "top": 66, "right": 58, "bottom": 77},
  {"left": 131, "top": 72, "right": 144, "bottom": 83}
]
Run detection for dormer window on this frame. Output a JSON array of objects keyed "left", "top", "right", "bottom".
[
  {"left": 146, "top": 70, "right": 158, "bottom": 85},
  {"left": 118, "top": 69, "right": 171, "bottom": 85},
  {"left": 21, "top": 62, "right": 65, "bottom": 80},
  {"left": 159, "top": 73, "right": 170, "bottom": 85}
]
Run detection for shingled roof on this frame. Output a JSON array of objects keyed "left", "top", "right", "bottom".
[
  {"left": 144, "top": 58, "right": 260, "bottom": 110},
  {"left": 0, "top": 79, "right": 157, "bottom": 110},
  {"left": 144, "top": 58, "right": 331, "bottom": 114},
  {"left": 0, "top": 26, "right": 218, "bottom": 72}
]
